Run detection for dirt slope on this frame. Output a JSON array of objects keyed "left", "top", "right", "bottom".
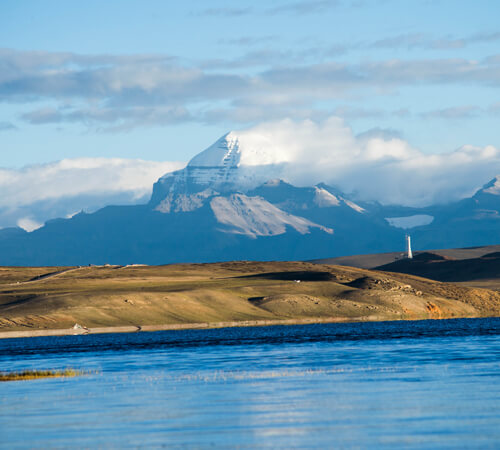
[{"left": 0, "top": 261, "right": 499, "bottom": 334}]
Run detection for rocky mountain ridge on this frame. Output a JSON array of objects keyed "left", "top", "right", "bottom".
[{"left": 0, "top": 134, "right": 499, "bottom": 265}]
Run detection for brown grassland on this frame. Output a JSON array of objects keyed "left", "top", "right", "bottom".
[{"left": 1, "top": 258, "right": 499, "bottom": 338}]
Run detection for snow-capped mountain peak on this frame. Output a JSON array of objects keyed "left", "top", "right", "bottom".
[
  {"left": 187, "top": 133, "right": 241, "bottom": 168},
  {"left": 150, "top": 133, "right": 286, "bottom": 206}
]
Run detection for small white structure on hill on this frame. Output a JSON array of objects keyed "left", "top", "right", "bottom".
[{"left": 405, "top": 234, "right": 413, "bottom": 259}]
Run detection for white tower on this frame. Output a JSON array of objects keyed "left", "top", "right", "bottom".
[{"left": 406, "top": 234, "right": 413, "bottom": 259}]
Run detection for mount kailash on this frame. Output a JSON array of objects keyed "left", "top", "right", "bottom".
[{"left": 1, "top": 133, "right": 499, "bottom": 265}]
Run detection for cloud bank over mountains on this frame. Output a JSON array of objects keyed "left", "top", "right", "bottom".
[
  {"left": 2, "top": 116, "right": 499, "bottom": 231},
  {"left": 230, "top": 117, "right": 500, "bottom": 206},
  {"left": 0, "top": 158, "right": 183, "bottom": 230}
]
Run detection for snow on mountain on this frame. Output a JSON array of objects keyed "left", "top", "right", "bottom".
[
  {"left": 313, "top": 187, "right": 340, "bottom": 207},
  {"left": 311, "top": 187, "right": 365, "bottom": 213},
  {"left": 150, "top": 133, "right": 285, "bottom": 205},
  {"left": 155, "top": 189, "right": 216, "bottom": 213},
  {"left": 188, "top": 133, "right": 241, "bottom": 167},
  {"left": 210, "top": 194, "right": 333, "bottom": 238},
  {"left": 150, "top": 133, "right": 373, "bottom": 219},
  {"left": 343, "top": 199, "right": 365, "bottom": 213},
  {"left": 385, "top": 215, "right": 434, "bottom": 229},
  {"left": 149, "top": 133, "right": 366, "bottom": 242}
]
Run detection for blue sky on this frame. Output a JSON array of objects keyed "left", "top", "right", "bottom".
[{"left": 1, "top": 0, "right": 500, "bottom": 167}]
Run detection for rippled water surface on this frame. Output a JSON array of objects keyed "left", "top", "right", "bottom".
[{"left": 1, "top": 318, "right": 499, "bottom": 448}]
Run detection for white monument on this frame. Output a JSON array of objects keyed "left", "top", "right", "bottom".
[{"left": 405, "top": 234, "right": 413, "bottom": 259}]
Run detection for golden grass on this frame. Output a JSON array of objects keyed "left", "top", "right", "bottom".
[
  {"left": 0, "top": 260, "right": 499, "bottom": 334},
  {"left": 0, "top": 368, "right": 84, "bottom": 382}
]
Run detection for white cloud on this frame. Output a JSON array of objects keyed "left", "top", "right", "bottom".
[
  {"left": 0, "top": 158, "right": 184, "bottom": 207},
  {"left": 2, "top": 48, "right": 500, "bottom": 130},
  {"left": 229, "top": 117, "right": 500, "bottom": 206},
  {"left": 0, "top": 158, "right": 185, "bottom": 229}
]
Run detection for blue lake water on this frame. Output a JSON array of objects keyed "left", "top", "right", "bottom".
[{"left": 0, "top": 318, "right": 499, "bottom": 448}]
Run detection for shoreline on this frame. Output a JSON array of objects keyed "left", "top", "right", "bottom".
[
  {"left": 0, "top": 317, "right": 353, "bottom": 339},
  {"left": 0, "top": 315, "right": 495, "bottom": 339}
]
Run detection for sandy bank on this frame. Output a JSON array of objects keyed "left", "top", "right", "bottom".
[{"left": 0, "top": 317, "right": 361, "bottom": 339}]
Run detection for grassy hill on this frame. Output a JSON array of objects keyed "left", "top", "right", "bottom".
[{"left": 1, "top": 260, "right": 499, "bottom": 337}]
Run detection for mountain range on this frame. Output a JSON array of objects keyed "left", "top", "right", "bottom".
[{"left": 1, "top": 133, "right": 499, "bottom": 266}]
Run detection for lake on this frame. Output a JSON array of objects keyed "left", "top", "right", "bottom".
[{"left": 1, "top": 318, "right": 499, "bottom": 448}]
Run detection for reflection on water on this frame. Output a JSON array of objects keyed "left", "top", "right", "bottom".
[{"left": 1, "top": 318, "right": 499, "bottom": 448}]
